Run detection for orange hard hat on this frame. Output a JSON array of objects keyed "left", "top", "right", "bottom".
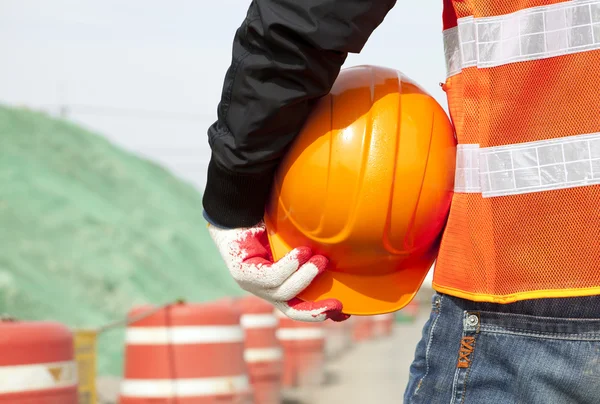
[{"left": 264, "top": 65, "right": 456, "bottom": 315}]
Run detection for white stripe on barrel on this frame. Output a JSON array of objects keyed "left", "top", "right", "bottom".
[
  {"left": 125, "top": 326, "right": 244, "bottom": 345},
  {"left": 0, "top": 361, "right": 78, "bottom": 394},
  {"left": 120, "top": 374, "right": 250, "bottom": 398},
  {"left": 276, "top": 328, "right": 326, "bottom": 341},
  {"left": 244, "top": 347, "right": 283, "bottom": 363},
  {"left": 240, "top": 314, "right": 278, "bottom": 329}
]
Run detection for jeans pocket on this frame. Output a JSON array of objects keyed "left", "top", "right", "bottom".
[{"left": 453, "top": 310, "right": 600, "bottom": 404}]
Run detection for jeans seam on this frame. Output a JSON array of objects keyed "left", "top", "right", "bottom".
[
  {"left": 460, "top": 337, "right": 476, "bottom": 404},
  {"left": 451, "top": 312, "right": 479, "bottom": 404},
  {"left": 481, "top": 326, "right": 600, "bottom": 340},
  {"left": 450, "top": 359, "right": 461, "bottom": 404},
  {"left": 413, "top": 294, "right": 444, "bottom": 397}
]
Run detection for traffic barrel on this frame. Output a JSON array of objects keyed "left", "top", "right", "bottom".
[
  {"left": 119, "top": 301, "right": 252, "bottom": 404},
  {"left": 324, "top": 317, "right": 353, "bottom": 359},
  {"left": 372, "top": 313, "right": 396, "bottom": 338},
  {"left": 275, "top": 310, "right": 326, "bottom": 388},
  {"left": 352, "top": 316, "right": 374, "bottom": 342},
  {"left": 0, "top": 320, "right": 78, "bottom": 403},
  {"left": 396, "top": 299, "right": 420, "bottom": 323},
  {"left": 237, "top": 296, "right": 283, "bottom": 404}
]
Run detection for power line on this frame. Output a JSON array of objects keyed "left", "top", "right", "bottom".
[{"left": 50, "top": 103, "right": 216, "bottom": 122}]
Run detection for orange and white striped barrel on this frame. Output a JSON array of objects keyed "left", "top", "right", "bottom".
[
  {"left": 396, "top": 299, "right": 420, "bottom": 323},
  {"left": 237, "top": 296, "right": 283, "bottom": 404},
  {"left": 324, "top": 317, "right": 353, "bottom": 359},
  {"left": 372, "top": 313, "right": 396, "bottom": 338},
  {"left": 275, "top": 310, "right": 326, "bottom": 389},
  {"left": 0, "top": 320, "right": 78, "bottom": 403},
  {"left": 352, "top": 316, "right": 374, "bottom": 342},
  {"left": 119, "top": 301, "right": 252, "bottom": 404},
  {"left": 406, "top": 299, "right": 420, "bottom": 316}
]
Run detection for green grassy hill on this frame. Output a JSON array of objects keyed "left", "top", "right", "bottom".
[{"left": 0, "top": 105, "right": 243, "bottom": 375}]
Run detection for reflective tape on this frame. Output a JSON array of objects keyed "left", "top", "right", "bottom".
[
  {"left": 454, "top": 133, "right": 600, "bottom": 197},
  {"left": 0, "top": 361, "right": 78, "bottom": 393},
  {"left": 125, "top": 326, "right": 244, "bottom": 345},
  {"left": 444, "top": 25, "right": 469, "bottom": 77},
  {"left": 455, "top": 144, "right": 483, "bottom": 193},
  {"left": 120, "top": 374, "right": 250, "bottom": 398},
  {"left": 444, "top": 0, "right": 600, "bottom": 77},
  {"left": 244, "top": 347, "right": 283, "bottom": 363},
  {"left": 276, "top": 328, "right": 326, "bottom": 341},
  {"left": 240, "top": 314, "right": 278, "bottom": 329}
]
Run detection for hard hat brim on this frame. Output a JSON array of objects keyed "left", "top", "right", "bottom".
[{"left": 267, "top": 230, "right": 435, "bottom": 316}]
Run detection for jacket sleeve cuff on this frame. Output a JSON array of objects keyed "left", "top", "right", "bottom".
[
  {"left": 202, "top": 210, "right": 234, "bottom": 229},
  {"left": 202, "top": 156, "right": 276, "bottom": 229}
]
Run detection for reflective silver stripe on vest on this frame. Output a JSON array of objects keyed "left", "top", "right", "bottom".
[
  {"left": 444, "top": 0, "right": 600, "bottom": 77},
  {"left": 455, "top": 133, "right": 600, "bottom": 197}
]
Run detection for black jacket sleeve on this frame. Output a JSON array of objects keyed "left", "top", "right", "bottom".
[{"left": 203, "top": 0, "right": 397, "bottom": 229}]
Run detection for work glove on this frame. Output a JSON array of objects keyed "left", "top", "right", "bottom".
[{"left": 208, "top": 221, "right": 349, "bottom": 322}]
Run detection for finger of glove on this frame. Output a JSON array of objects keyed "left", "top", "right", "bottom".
[
  {"left": 238, "top": 247, "right": 313, "bottom": 289},
  {"left": 273, "top": 297, "right": 347, "bottom": 323},
  {"left": 256, "top": 255, "right": 328, "bottom": 302},
  {"left": 328, "top": 311, "right": 351, "bottom": 322}
]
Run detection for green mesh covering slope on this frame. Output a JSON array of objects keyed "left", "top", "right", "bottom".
[{"left": 0, "top": 105, "right": 243, "bottom": 376}]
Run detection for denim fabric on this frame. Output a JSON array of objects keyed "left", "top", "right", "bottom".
[{"left": 404, "top": 292, "right": 600, "bottom": 404}]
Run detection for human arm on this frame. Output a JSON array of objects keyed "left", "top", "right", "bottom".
[
  {"left": 203, "top": 0, "right": 396, "bottom": 321},
  {"left": 203, "top": 0, "right": 397, "bottom": 228}
]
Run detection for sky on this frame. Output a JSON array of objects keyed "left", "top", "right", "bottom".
[{"left": 0, "top": 0, "right": 448, "bottom": 192}]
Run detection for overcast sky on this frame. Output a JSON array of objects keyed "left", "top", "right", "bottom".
[{"left": 0, "top": 0, "right": 447, "bottom": 191}]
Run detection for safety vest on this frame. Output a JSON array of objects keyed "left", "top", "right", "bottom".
[{"left": 434, "top": 0, "right": 600, "bottom": 303}]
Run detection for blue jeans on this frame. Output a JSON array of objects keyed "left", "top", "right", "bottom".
[{"left": 404, "top": 292, "right": 600, "bottom": 404}]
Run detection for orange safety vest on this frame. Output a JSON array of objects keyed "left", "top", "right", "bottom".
[{"left": 434, "top": 0, "right": 600, "bottom": 303}]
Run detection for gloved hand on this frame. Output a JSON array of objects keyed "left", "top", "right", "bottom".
[{"left": 208, "top": 221, "right": 349, "bottom": 322}]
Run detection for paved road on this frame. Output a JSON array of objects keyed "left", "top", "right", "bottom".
[{"left": 282, "top": 309, "right": 429, "bottom": 404}]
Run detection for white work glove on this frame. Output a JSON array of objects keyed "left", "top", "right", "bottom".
[{"left": 208, "top": 221, "right": 349, "bottom": 322}]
